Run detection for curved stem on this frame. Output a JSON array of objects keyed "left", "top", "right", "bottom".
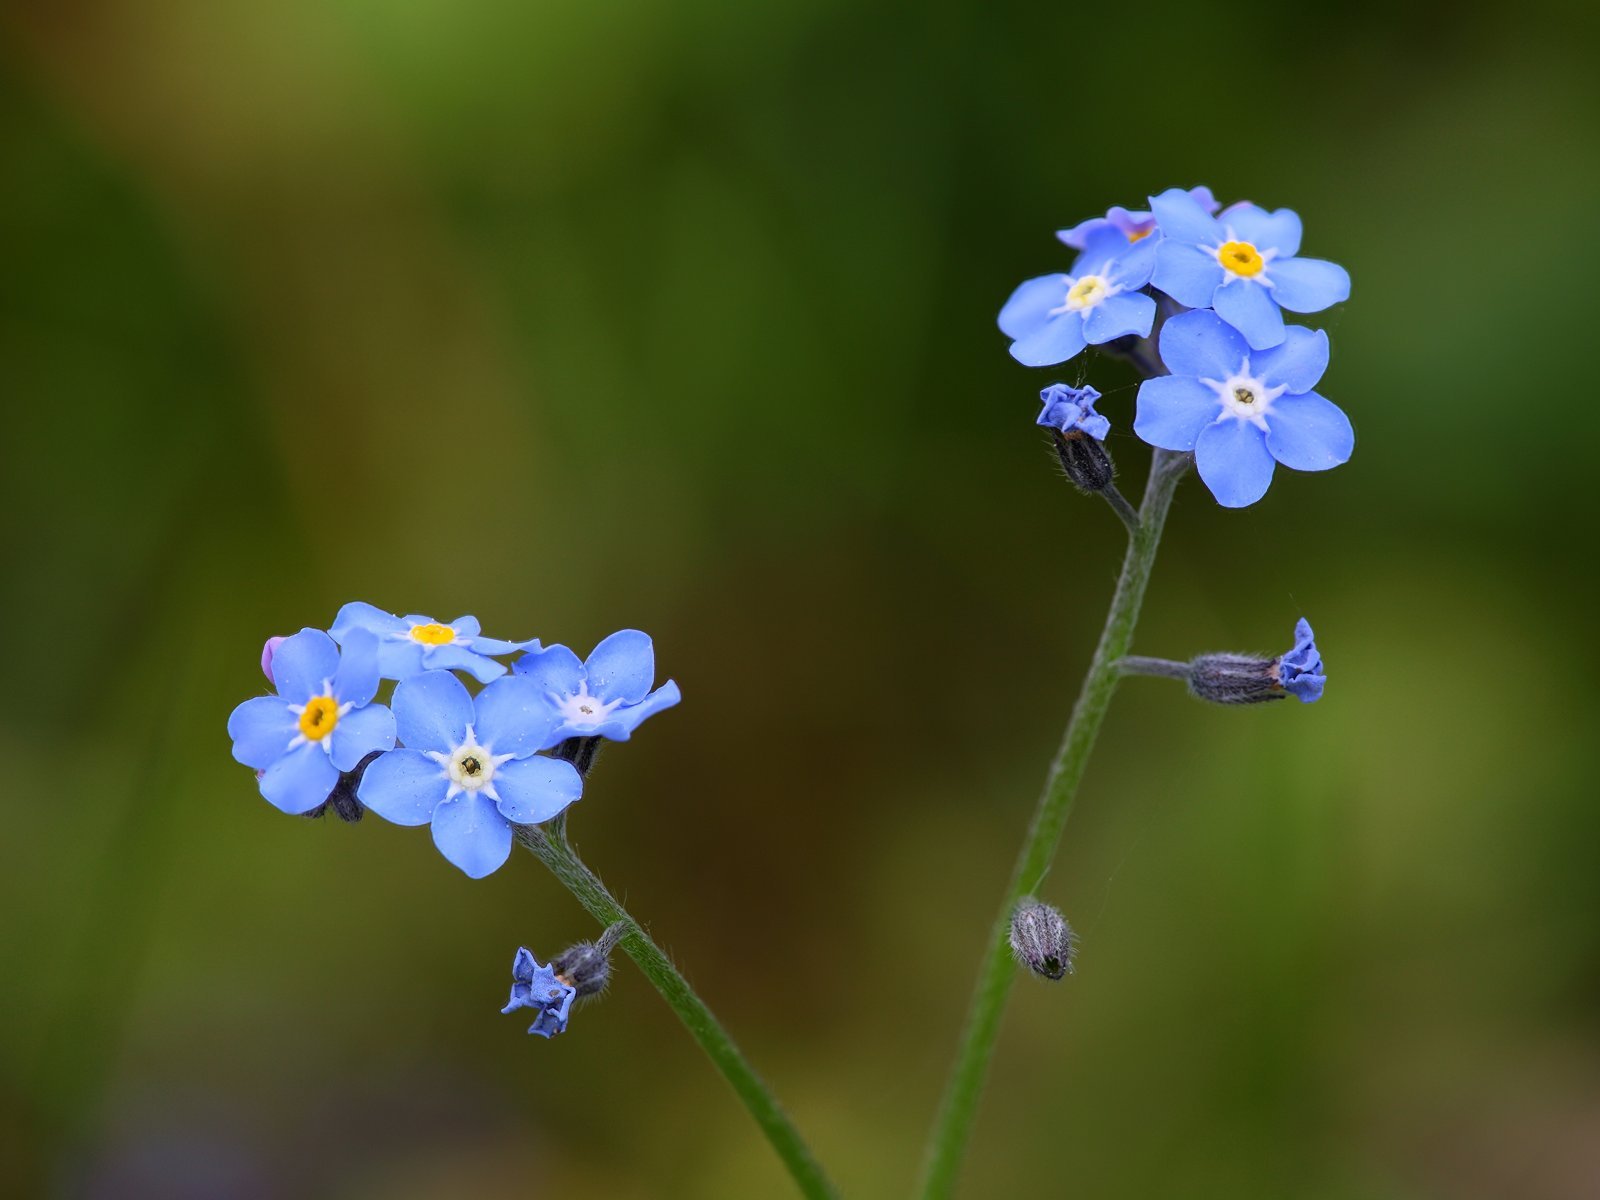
[
  {"left": 916, "top": 449, "right": 1189, "bottom": 1200},
  {"left": 1117, "top": 655, "right": 1191, "bottom": 681},
  {"left": 516, "top": 824, "right": 839, "bottom": 1200}
]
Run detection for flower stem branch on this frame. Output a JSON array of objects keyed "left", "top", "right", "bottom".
[
  {"left": 1100, "top": 483, "right": 1141, "bottom": 535},
  {"left": 515, "top": 822, "right": 839, "bottom": 1200},
  {"left": 1117, "top": 654, "right": 1190, "bottom": 680},
  {"left": 916, "top": 447, "right": 1189, "bottom": 1200}
]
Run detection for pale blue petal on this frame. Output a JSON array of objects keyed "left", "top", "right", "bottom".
[
  {"left": 596, "top": 680, "right": 682, "bottom": 741},
  {"left": 469, "top": 635, "right": 531, "bottom": 655},
  {"left": 228, "top": 696, "right": 297, "bottom": 770},
  {"left": 1104, "top": 236, "right": 1157, "bottom": 289},
  {"left": 376, "top": 640, "right": 428, "bottom": 681},
  {"left": 328, "top": 703, "right": 396, "bottom": 772},
  {"left": 450, "top": 615, "right": 482, "bottom": 639},
  {"left": 512, "top": 644, "right": 585, "bottom": 696},
  {"left": 1134, "top": 378, "right": 1223, "bottom": 451},
  {"left": 1214, "top": 279, "right": 1285, "bottom": 350},
  {"left": 1157, "top": 309, "right": 1248, "bottom": 379},
  {"left": 331, "top": 627, "right": 381, "bottom": 707},
  {"left": 1010, "top": 313, "right": 1087, "bottom": 367},
  {"left": 1148, "top": 187, "right": 1220, "bottom": 245},
  {"left": 493, "top": 755, "right": 582, "bottom": 825},
  {"left": 473, "top": 676, "right": 561, "bottom": 758},
  {"left": 510, "top": 947, "right": 537, "bottom": 984},
  {"left": 431, "top": 793, "right": 513, "bottom": 879},
  {"left": 393, "top": 670, "right": 473, "bottom": 753},
  {"left": 1083, "top": 292, "right": 1155, "bottom": 344},
  {"left": 356, "top": 748, "right": 446, "bottom": 826},
  {"left": 1222, "top": 204, "right": 1302, "bottom": 257},
  {"left": 1267, "top": 257, "right": 1350, "bottom": 313},
  {"left": 422, "top": 643, "right": 507, "bottom": 683},
  {"left": 331, "top": 602, "right": 407, "bottom": 641},
  {"left": 269, "top": 629, "right": 340, "bottom": 704},
  {"left": 584, "top": 630, "right": 656, "bottom": 704},
  {"left": 1265, "top": 392, "right": 1354, "bottom": 472},
  {"left": 1195, "top": 420, "right": 1277, "bottom": 508},
  {"left": 998, "top": 275, "right": 1068, "bottom": 339},
  {"left": 1252, "top": 326, "right": 1328, "bottom": 394},
  {"left": 259, "top": 741, "right": 338, "bottom": 815},
  {"left": 1151, "top": 242, "right": 1224, "bottom": 308}
]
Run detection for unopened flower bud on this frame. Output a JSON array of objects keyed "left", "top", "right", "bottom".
[
  {"left": 1009, "top": 898, "right": 1075, "bottom": 981},
  {"left": 1188, "top": 617, "right": 1325, "bottom": 706},
  {"left": 260, "top": 635, "right": 286, "bottom": 684},
  {"left": 553, "top": 920, "right": 627, "bottom": 998},
  {"left": 1037, "top": 384, "right": 1114, "bottom": 494}
]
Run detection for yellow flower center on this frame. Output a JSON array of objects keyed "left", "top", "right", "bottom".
[
  {"left": 298, "top": 696, "right": 339, "bottom": 741},
  {"left": 1127, "top": 227, "right": 1152, "bottom": 243},
  {"left": 410, "top": 622, "right": 456, "bottom": 646},
  {"left": 1217, "top": 240, "right": 1264, "bottom": 277},
  {"left": 1066, "top": 276, "right": 1106, "bottom": 308}
]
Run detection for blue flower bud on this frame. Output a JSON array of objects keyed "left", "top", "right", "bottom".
[
  {"left": 1009, "top": 899, "right": 1075, "bottom": 981},
  {"left": 1188, "top": 618, "right": 1325, "bottom": 705},
  {"left": 1037, "top": 384, "right": 1115, "bottom": 494}
]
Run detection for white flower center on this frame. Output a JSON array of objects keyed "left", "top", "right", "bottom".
[
  {"left": 1201, "top": 359, "right": 1286, "bottom": 429},
  {"left": 428, "top": 726, "right": 515, "bottom": 800},
  {"left": 554, "top": 681, "right": 622, "bottom": 729},
  {"left": 1049, "top": 264, "right": 1123, "bottom": 315}
]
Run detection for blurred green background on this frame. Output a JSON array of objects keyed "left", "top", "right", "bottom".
[{"left": 3, "top": 1, "right": 1598, "bottom": 1196}]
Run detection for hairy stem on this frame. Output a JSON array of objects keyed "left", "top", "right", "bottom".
[
  {"left": 1100, "top": 484, "right": 1141, "bottom": 535},
  {"left": 516, "top": 824, "right": 839, "bottom": 1200},
  {"left": 1117, "top": 655, "right": 1191, "bottom": 681},
  {"left": 916, "top": 448, "right": 1190, "bottom": 1200}
]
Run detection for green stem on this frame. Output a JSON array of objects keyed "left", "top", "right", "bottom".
[
  {"left": 916, "top": 448, "right": 1190, "bottom": 1200},
  {"left": 516, "top": 822, "right": 839, "bottom": 1200}
]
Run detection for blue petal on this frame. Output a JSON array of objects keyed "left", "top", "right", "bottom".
[
  {"left": 1057, "top": 216, "right": 1115, "bottom": 250},
  {"left": 513, "top": 644, "right": 585, "bottom": 696},
  {"left": 422, "top": 643, "right": 507, "bottom": 683},
  {"left": 1221, "top": 204, "right": 1302, "bottom": 257},
  {"left": 1083, "top": 293, "right": 1155, "bottom": 344},
  {"left": 269, "top": 629, "right": 340, "bottom": 704},
  {"left": 331, "top": 601, "right": 407, "bottom": 641},
  {"left": 228, "top": 696, "right": 297, "bottom": 770},
  {"left": 259, "top": 741, "right": 339, "bottom": 815},
  {"left": 1104, "top": 237, "right": 1157, "bottom": 289},
  {"left": 1265, "top": 392, "right": 1354, "bottom": 472},
  {"left": 450, "top": 615, "right": 482, "bottom": 639},
  {"left": 1213, "top": 279, "right": 1285, "bottom": 350},
  {"left": 1151, "top": 242, "right": 1224, "bottom": 308},
  {"left": 999, "top": 275, "right": 1068, "bottom": 339},
  {"left": 473, "top": 675, "right": 561, "bottom": 757},
  {"left": 1010, "top": 313, "right": 1087, "bottom": 367},
  {"left": 331, "top": 627, "right": 382, "bottom": 707},
  {"left": 376, "top": 639, "right": 428, "bottom": 682},
  {"left": 1267, "top": 257, "right": 1350, "bottom": 313},
  {"left": 1195, "top": 420, "right": 1277, "bottom": 508},
  {"left": 503, "top": 980, "right": 535, "bottom": 1013},
  {"left": 596, "top": 680, "right": 682, "bottom": 741},
  {"left": 469, "top": 634, "right": 534, "bottom": 655},
  {"left": 511, "top": 947, "right": 537, "bottom": 984},
  {"left": 328, "top": 703, "right": 396, "bottom": 772},
  {"left": 493, "top": 755, "right": 582, "bottom": 825},
  {"left": 356, "top": 748, "right": 446, "bottom": 826},
  {"left": 1148, "top": 187, "right": 1220, "bottom": 245},
  {"left": 1134, "top": 377, "right": 1223, "bottom": 451},
  {"left": 1157, "top": 309, "right": 1248, "bottom": 379},
  {"left": 431, "top": 792, "right": 513, "bottom": 879},
  {"left": 393, "top": 670, "right": 473, "bottom": 753},
  {"left": 1252, "top": 326, "right": 1329, "bottom": 394},
  {"left": 584, "top": 630, "right": 656, "bottom": 704}
]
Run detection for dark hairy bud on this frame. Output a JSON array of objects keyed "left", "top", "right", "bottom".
[
  {"left": 1009, "top": 899, "right": 1075, "bottom": 981},
  {"left": 553, "top": 921, "right": 628, "bottom": 998},
  {"left": 1187, "top": 653, "right": 1285, "bottom": 705},
  {"left": 554, "top": 736, "right": 603, "bottom": 777},
  {"left": 1051, "top": 429, "right": 1115, "bottom": 495}
]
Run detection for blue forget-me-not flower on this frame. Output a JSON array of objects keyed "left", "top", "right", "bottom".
[
  {"left": 227, "top": 628, "right": 396, "bottom": 815},
  {"left": 1134, "top": 309, "right": 1353, "bottom": 508},
  {"left": 1037, "top": 383, "right": 1110, "bottom": 441},
  {"left": 503, "top": 948, "right": 576, "bottom": 1038},
  {"left": 357, "top": 670, "right": 582, "bottom": 878},
  {"left": 331, "top": 601, "right": 532, "bottom": 685},
  {"left": 1277, "top": 618, "right": 1326, "bottom": 703},
  {"left": 1057, "top": 185, "right": 1218, "bottom": 251},
  {"left": 999, "top": 229, "right": 1159, "bottom": 367},
  {"left": 1149, "top": 187, "right": 1350, "bottom": 351},
  {"left": 513, "top": 630, "right": 681, "bottom": 747}
]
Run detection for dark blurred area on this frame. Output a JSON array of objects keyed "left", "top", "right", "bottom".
[{"left": 4, "top": 1, "right": 1599, "bottom": 1196}]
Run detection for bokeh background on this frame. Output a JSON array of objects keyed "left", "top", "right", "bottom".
[{"left": 4, "top": 1, "right": 1598, "bottom": 1196}]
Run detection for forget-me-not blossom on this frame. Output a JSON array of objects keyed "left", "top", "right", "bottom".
[
  {"left": 1057, "top": 185, "right": 1218, "bottom": 250},
  {"left": 1149, "top": 187, "right": 1350, "bottom": 351},
  {"left": 331, "top": 601, "right": 533, "bottom": 685},
  {"left": 1276, "top": 618, "right": 1326, "bottom": 703},
  {"left": 999, "top": 229, "right": 1159, "bottom": 367},
  {"left": 1036, "top": 383, "right": 1110, "bottom": 440},
  {"left": 513, "top": 630, "right": 681, "bottom": 748},
  {"left": 357, "top": 670, "right": 582, "bottom": 877},
  {"left": 1135, "top": 309, "right": 1353, "bottom": 507},
  {"left": 502, "top": 948, "right": 576, "bottom": 1038},
  {"left": 228, "top": 628, "right": 396, "bottom": 814}
]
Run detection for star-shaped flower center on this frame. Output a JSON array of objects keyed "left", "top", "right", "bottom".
[
  {"left": 554, "top": 681, "right": 623, "bottom": 729},
  {"left": 1051, "top": 268, "right": 1122, "bottom": 315},
  {"left": 429, "top": 727, "right": 516, "bottom": 799},
  {"left": 288, "top": 686, "right": 354, "bottom": 751},
  {"left": 1202, "top": 360, "right": 1287, "bottom": 428}
]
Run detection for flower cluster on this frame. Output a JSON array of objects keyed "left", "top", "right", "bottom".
[
  {"left": 226, "top": 602, "right": 680, "bottom": 878},
  {"left": 1001, "top": 186, "right": 1353, "bottom": 508}
]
